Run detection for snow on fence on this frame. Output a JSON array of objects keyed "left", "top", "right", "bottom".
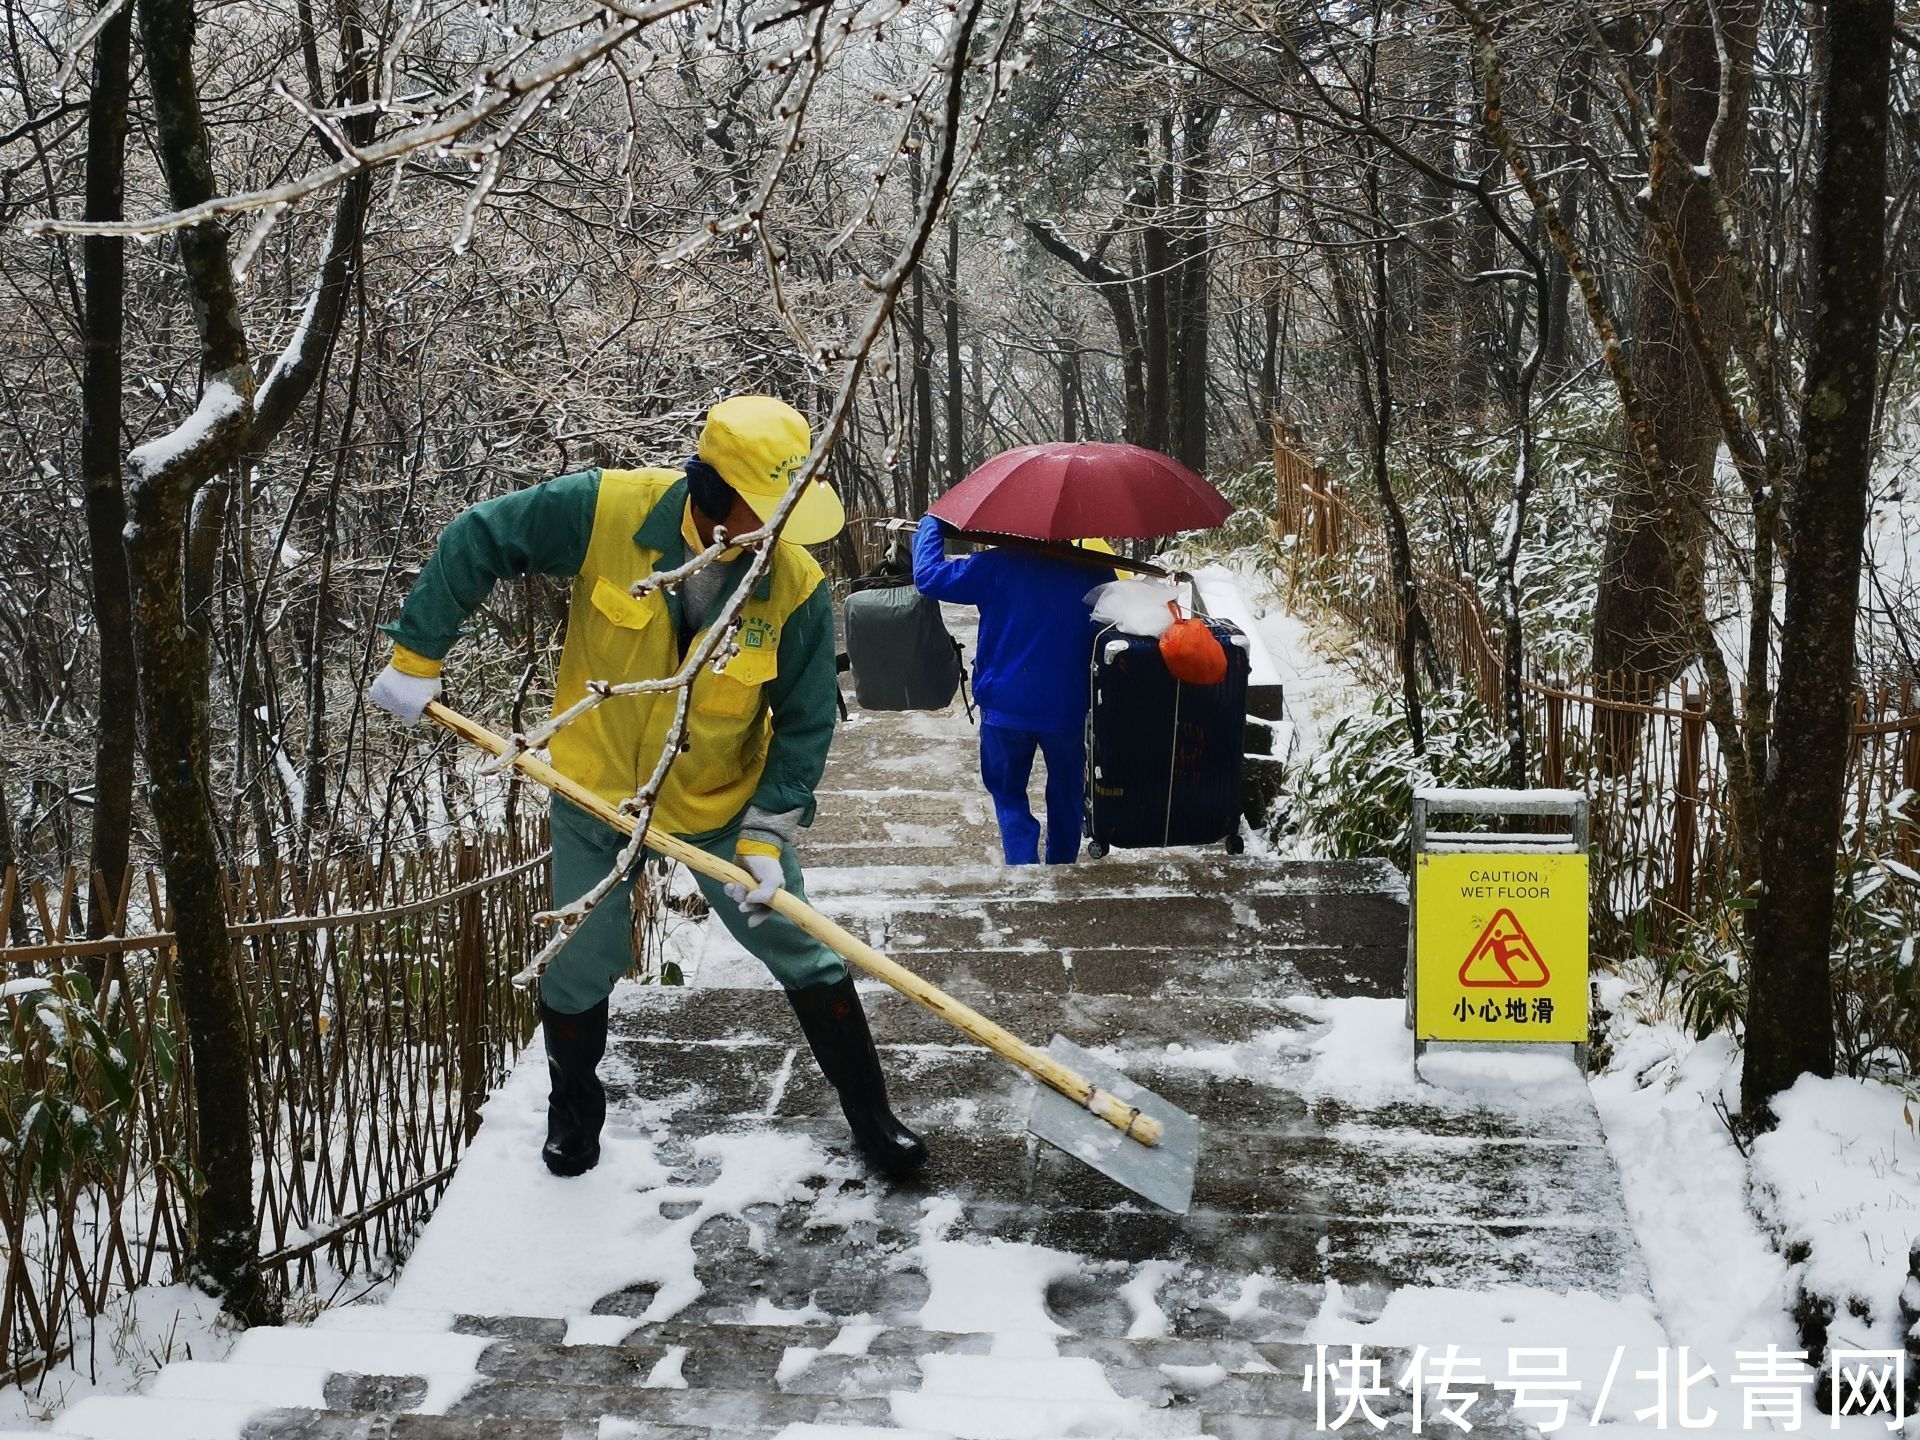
[
  {"left": 1271, "top": 423, "right": 1920, "bottom": 943},
  {"left": 0, "top": 818, "right": 546, "bottom": 1386}
]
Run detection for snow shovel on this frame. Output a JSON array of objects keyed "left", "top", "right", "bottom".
[{"left": 425, "top": 701, "right": 1202, "bottom": 1213}]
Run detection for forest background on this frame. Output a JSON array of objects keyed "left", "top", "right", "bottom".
[{"left": 1, "top": 0, "right": 1917, "bottom": 1322}]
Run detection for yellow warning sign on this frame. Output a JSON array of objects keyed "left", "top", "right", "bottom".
[{"left": 1415, "top": 852, "right": 1588, "bottom": 1043}]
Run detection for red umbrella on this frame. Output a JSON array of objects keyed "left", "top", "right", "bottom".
[{"left": 928, "top": 442, "right": 1231, "bottom": 541}]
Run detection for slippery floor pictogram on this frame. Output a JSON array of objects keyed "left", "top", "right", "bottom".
[{"left": 1458, "top": 908, "right": 1550, "bottom": 988}]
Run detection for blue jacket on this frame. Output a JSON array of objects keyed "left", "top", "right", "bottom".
[{"left": 912, "top": 515, "right": 1110, "bottom": 733}]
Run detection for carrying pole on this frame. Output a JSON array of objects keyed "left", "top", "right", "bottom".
[{"left": 425, "top": 701, "right": 1163, "bottom": 1148}]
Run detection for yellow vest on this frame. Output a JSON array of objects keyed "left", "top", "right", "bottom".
[{"left": 551, "top": 468, "right": 825, "bottom": 834}]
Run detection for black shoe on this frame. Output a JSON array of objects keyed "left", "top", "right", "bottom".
[
  {"left": 538, "top": 996, "right": 608, "bottom": 1177},
  {"left": 785, "top": 975, "right": 929, "bottom": 1174}
]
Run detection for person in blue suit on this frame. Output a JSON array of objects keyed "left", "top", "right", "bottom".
[{"left": 912, "top": 515, "right": 1113, "bottom": 865}]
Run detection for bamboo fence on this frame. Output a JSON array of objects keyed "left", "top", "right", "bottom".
[{"left": 0, "top": 816, "right": 547, "bottom": 1385}]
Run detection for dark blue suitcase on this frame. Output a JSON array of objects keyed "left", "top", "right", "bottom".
[{"left": 1085, "top": 618, "right": 1250, "bottom": 853}]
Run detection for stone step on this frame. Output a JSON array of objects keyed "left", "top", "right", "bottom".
[
  {"left": 836, "top": 943, "right": 1403, "bottom": 999},
  {"left": 855, "top": 891, "right": 1404, "bottom": 952},
  {"left": 805, "top": 794, "right": 998, "bottom": 846},
  {"left": 393, "top": 1105, "right": 1633, "bottom": 1313},
  {"left": 602, "top": 1034, "right": 1605, "bottom": 1156},
  {"left": 44, "top": 1397, "right": 600, "bottom": 1440},
  {"left": 695, "top": 926, "right": 1404, "bottom": 1001},
  {"left": 87, "top": 1314, "right": 1593, "bottom": 1440},
  {"left": 443, "top": 1380, "right": 896, "bottom": 1431},
  {"left": 614, "top": 986, "right": 1318, "bottom": 1053},
  {"left": 128, "top": 1318, "right": 1392, "bottom": 1421},
  {"left": 798, "top": 855, "right": 1403, "bottom": 904},
  {"left": 601, "top": 993, "right": 1603, "bottom": 1148}
]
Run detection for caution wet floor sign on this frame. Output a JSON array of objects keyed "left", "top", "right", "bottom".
[{"left": 1414, "top": 853, "right": 1589, "bottom": 1043}]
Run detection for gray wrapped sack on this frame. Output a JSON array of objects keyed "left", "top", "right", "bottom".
[{"left": 842, "top": 584, "right": 963, "bottom": 710}]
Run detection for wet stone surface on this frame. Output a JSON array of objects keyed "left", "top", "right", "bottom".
[{"left": 200, "top": 670, "right": 1651, "bottom": 1440}]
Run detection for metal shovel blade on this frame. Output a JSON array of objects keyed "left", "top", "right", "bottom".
[{"left": 1026, "top": 1035, "right": 1202, "bottom": 1214}]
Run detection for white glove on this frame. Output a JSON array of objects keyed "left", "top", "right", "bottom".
[
  {"left": 369, "top": 664, "right": 442, "bottom": 725},
  {"left": 723, "top": 851, "right": 785, "bottom": 928}
]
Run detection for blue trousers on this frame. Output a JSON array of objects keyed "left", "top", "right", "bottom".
[{"left": 979, "top": 722, "right": 1085, "bottom": 866}]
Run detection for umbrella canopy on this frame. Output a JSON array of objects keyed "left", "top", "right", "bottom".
[{"left": 928, "top": 442, "right": 1231, "bottom": 541}]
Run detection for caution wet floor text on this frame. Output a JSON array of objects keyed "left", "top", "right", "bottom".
[{"left": 1414, "top": 853, "right": 1589, "bottom": 1043}]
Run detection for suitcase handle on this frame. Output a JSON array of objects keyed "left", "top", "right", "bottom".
[{"left": 1170, "top": 570, "right": 1209, "bottom": 619}]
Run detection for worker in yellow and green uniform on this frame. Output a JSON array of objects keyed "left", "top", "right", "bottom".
[{"left": 367, "top": 395, "right": 927, "bottom": 1179}]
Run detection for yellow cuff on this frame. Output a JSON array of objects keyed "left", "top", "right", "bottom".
[
  {"left": 734, "top": 837, "right": 782, "bottom": 861},
  {"left": 390, "top": 644, "right": 444, "bottom": 679}
]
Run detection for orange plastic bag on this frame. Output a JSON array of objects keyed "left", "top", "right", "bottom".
[{"left": 1158, "top": 602, "right": 1228, "bottom": 686}]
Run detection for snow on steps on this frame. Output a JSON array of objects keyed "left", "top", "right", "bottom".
[
  {"left": 24, "top": 682, "right": 1667, "bottom": 1440},
  {"left": 13, "top": 1312, "right": 1535, "bottom": 1439},
  {"left": 23, "top": 1315, "right": 1776, "bottom": 1439}
]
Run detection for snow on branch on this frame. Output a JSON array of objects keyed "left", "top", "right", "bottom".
[
  {"left": 125, "top": 371, "right": 251, "bottom": 487},
  {"left": 23, "top": 0, "right": 703, "bottom": 240}
]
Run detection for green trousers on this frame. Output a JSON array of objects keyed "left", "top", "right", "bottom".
[{"left": 541, "top": 795, "right": 845, "bottom": 1014}]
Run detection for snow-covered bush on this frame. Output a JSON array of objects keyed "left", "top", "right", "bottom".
[
  {"left": 1833, "top": 789, "right": 1920, "bottom": 1077},
  {"left": 1158, "top": 461, "right": 1280, "bottom": 569},
  {"left": 1643, "top": 910, "right": 1750, "bottom": 1043},
  {"left": 1289, "top": 683, "right": 1509, "bottom": 870},
  {"left": 1618, "top": 790, "right": 1918, "bottom": 1074},
  {"left": 0, "top": 973, "right": 143, "bottom": 1200},
  {"left": 1400, "top": 387, "right": 1615, "bottom": 671}
]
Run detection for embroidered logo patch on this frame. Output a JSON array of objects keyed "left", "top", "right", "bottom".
[{"left": 742, "top": 617, "right": 775, "bottom": 650}]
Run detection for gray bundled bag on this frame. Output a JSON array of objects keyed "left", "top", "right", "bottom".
[{"left": 843, "top": 582, "right": 965, "bottom": 711}]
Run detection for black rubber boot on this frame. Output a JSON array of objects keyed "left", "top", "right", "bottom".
[
  {"left": 538, "top": 996, "right": 608, "bottom": 1177},
  {"left": 786, "top": 975, "right": 928, "bottom": 1174}
]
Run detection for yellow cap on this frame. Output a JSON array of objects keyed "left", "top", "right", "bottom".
[{"left": 697, "top": 395, "right": 844, "bottom": 545}]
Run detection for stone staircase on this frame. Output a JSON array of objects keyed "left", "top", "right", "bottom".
[
  {"left": 25, "top": 614, "right": 1655, "bottom": 1440},
  {"left": 47, "top": 1312, "right": 1547, "bottom": 1439}
]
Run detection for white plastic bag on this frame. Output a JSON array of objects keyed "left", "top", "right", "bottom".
[{"left": 1086, "top": 578, "right": 1180, "bottom": 638}]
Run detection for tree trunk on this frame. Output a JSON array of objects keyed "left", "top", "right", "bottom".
[
  {"left": 124, "top": 0, "right": 370, "bottom": 1320},
  {"left": 82, "top": 0, "right": 136, "bottom": 941},
  {"left": 1140, "top": 118, "right": 1172, "bottom": 454},
  {"left": 128, "top": 469, "right": 271, "bottom": 1316},
  {"left": 0, "top": 732, "right": 28, "bottom": 943},
  {"left": 1539, "top": 56, "right": 1591, "bottom": 386},
  {"left": 1500, "top": 407, "right": 1541, "bottom": 788},
  {"left": 1023, "top": 218, "right": 1147, "bottom": 444},
  {"left": 1170, "top": 104, "right": 1216, "bottom": 473},
  {"left": 908, "top": 266, "right": 933, "bottom": 516},
  {"left": 1257, "top": 290, "right": 1283, "bottom": 429},
  {"left": 1591, "top": 0, "right": 1745, "bottom": 685},
  {"left": 1371, "top": 238, "right": 1430, "bottom": 755},
  {"left": 1741, "top": 0, "right": 1892, "bottom": 1125},
  {"left": 133, "top": 0, "right": 268, "bottom": 1319},
  {"left": 1057, "top": 337, "right": 1079, "bottom": 442},
  {"left": 944, "top": 211, "right": 964, "bottom": 493},
  {"left": 906, "top": 145, "right": 934, "bottom": 516},
  {"left": 969, "top": 339, "right": 986, "bottom": 467}
]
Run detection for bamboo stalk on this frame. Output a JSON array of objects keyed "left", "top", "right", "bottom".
[{"left": 424, "top": 701, "right": 1164, "bottom": 1149}]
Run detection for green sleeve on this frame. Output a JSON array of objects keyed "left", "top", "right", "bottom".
[
  {"left": 382, "top": 470, "right": 601, "bottom": 660},
  {"left": 751, "top": 584, "right": 837, "bottom": 825}
]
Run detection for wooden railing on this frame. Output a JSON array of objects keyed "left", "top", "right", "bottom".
[
  {"left": 0, "top": 818, "right": 547, "bottom": 1385},
  {"left": 1270, "top": 421, "right": 1920, "bottom": 935}
]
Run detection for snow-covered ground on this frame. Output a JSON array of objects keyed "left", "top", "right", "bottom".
[
  {"left": 0, "top": 1287, "right": 238, "bottom": 1430},
  {"left": 10, "top": 554, "right": 1916, "bottom": 1440},
  {"left": 1191, "top": 563, "right": 1920, "bottom": 1433},
  {"left": 1592, "top": 994, "right": 1920, "bottom": 1435}
]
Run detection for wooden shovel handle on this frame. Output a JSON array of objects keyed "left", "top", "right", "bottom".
[{"left": 424, "top": 701, "right": 1163, "bottom": 1148}]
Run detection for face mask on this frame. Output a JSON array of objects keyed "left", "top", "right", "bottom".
[{"left": 685, "top": 456, "right": 738, "bottom": 528}]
